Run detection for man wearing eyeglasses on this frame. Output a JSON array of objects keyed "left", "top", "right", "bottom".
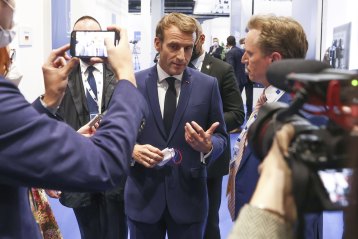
[{"left": 0, "top": 1, "right": 147, "bottom": 238}]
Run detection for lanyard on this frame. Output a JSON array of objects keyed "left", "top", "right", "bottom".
[{"left": 84, "top": 68, "right": 103, "bottom": 114}]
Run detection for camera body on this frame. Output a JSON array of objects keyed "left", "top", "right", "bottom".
[{"left": 248, "top": 60, "right": 358, "bottom": 212}]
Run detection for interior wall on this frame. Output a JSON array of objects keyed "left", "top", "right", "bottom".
[
  {"left": 321, "top": 0, "right": 358, "bottom": 69},
  {"left": 12, "top": 0, "right": 47, "bottom": 102},
  {"left": 202, "top": 17, "right": 231, "bottom": 52},
  {"left": 71, "top": 0, "right": 127, "bottom": 28},
  {"left": 292, "top": 0, "right": 319, "bottom": 60}
]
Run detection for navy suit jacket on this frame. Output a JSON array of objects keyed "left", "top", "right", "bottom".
[
  {"left": 225, "top": 46, "right": 248, "bottom": 87},
  {"left": 125, "top": 66, "right": 227, "bottom": 224},
  {"left": 0, "top": 78, "right": 147, "bottom": 238},
  {"left": 234, "top": 92, "right": 291, "bottom": 218}
]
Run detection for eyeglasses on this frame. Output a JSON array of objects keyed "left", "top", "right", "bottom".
[{"left": 2, "top": 0, "right": 15, "bottom": 11}]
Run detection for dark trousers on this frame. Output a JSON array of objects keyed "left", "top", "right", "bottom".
[
  {"left": 73, "top": 194, "right": 128, "bottom": 239},
  {"left": 239, "top": 79, "right": 253, "bottom": 120},
  {"left": 128, "top": 207, "right": 205, "bottom": 239},
  {"left": 204, "top": 177, "right": 223, "bottom": 239}
]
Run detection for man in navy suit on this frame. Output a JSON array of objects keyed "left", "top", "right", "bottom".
[
  {"left": 125, "top": 13, "right": 227, "bottom": 239},
  {"left": 225, "top": 35, "right": 253, "bottom": 120},
  {"left": 226, "top": 15, "right": 308, "bottom": 220},
  {"left": 0, "top": 2, "right": 147, "bottom": 237}
]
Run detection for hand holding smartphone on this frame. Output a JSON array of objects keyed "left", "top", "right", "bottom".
[
  {"left": 70, "top": 30, "right": 120, "bottom": 58},
  {"left": 88, "top": 114, "right": 103, "bottom": 128}
]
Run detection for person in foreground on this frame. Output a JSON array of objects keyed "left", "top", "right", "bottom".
[
  {"left": 0, "top": 0, "right": 147, "bottom": 238},
  {"left": 226, "top": 14, "right": 308, "bottom": 221},
  {"left": 228, "top": 124, "right": 296, "bottom": 239},
  {"left": 229, "top": 123, "right": 358, "bottom": 239},
  {"left": 125, "top": 12, "right": 227, "bottom": 239}
]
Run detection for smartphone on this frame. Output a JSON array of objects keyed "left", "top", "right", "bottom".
[
  {"left": 317, "top": 168, "right": 353, "bottom": 207},
  {"left": 88, "top": 114, "right": 103, "bottom": 127},
  {"left": 70, "top": 30, "right": 119, "bottom": 58}
]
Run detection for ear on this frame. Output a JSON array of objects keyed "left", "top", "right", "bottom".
[
  {"left": 154, "top": 37, "right": 161, "bottom": 52},
  {"left": 200, "top": 34, "right": 206, "bottom": 44},
  {"left": 270, "top": 52, "right": 282, "bottom": 62}
]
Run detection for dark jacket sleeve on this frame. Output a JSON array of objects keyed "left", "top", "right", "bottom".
[
  {"left": 0, "top": 78, "right": 148, "bottom": 192},
  {"left": 220, "top": 63, "right": 245, "bottom": 131}
]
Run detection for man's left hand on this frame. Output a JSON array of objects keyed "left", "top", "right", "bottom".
[{"left": 185, "top": 121, "right": 219, "bottom": 153}]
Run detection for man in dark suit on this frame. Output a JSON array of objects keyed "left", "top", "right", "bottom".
[
  {"left": 225, "top": 36, "right": 253, "bottom": 120},
  {"left": 226, "top": 15, "right": 309, "bottom": 221},
  {"left": 47, "top": 16, "right": 128, "bottom": 239},
  {"left": 0, "top": 4, "right": 147, "bottom": 236},
  {"left": 190, "top": 20, "right": 245, "bottom": 239},
  {"left": 209, "top": 37, "right": 224, "bottom": 60},
  {"left": 125, "top": 13, "right": 227, "bottom": 239}
]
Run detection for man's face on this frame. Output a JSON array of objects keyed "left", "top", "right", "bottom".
[
  {"left": 0, "top": 0, "right": 15, "bottom": 30},
  {"left": 191, "top": 33, "right": 204, "bottom": 61},
  {"left": 155, "top": 25, "right": 195, "bottom": 76},
  {"left": 241, "top": 29, "right": 273, "bottom": 87}
]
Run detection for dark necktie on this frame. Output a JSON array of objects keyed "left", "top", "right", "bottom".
[
  {"left": 86, "top": 66, "right": 98, "bottom": 116},
  {"left": 163, "top": 77, "right": 177, "bottom": 135}
]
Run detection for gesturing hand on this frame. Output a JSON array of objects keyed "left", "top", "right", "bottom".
[{"left": 184, "top": 121, "right": 219, "bottom": 153}]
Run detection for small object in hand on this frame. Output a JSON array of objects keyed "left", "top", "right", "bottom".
[{"left": 157, "top": 148, "right": 175, "bottom": 167}]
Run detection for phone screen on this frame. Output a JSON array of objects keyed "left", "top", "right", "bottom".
[
  {"left": 70, "top": 31, "right": 118, "bottom": 58},
  {"left": 317, "top": 168, "right": 353, "bottom": 207}
]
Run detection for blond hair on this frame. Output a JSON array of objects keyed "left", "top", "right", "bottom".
[{"left": 247, "top": 14, "right": 308, "bottom": 59}]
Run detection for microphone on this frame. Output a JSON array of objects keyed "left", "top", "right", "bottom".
[
  {"left": 129, "top": 40, "right": 138, "bottom": 44},
  {"left": 266, "top": 59, "right": 330, "bottom": 92}
]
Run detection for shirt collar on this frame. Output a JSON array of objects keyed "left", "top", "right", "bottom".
[
  {"left": 191, "top": 52, "right": 205, "bottom": 70},
  {"left": 264, "top": 85, "right": 285, "bottom": 103},
  {"left": 156, "top": 63, "right": 183, "bottom": 84},
  {"left": 80, "top": 60, "right": 103, "bottom": 74}
]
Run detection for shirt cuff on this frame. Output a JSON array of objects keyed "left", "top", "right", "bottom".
[
  {"left": 200, "top": 146, "right": 213, "bottom": 164},
  {"left": 39, "top": 95, "right": 59, "bottom": 115}
]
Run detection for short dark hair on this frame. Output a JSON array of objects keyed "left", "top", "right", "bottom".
[{"left": 227, "top": 36, "right": 236, "bottom": 46}]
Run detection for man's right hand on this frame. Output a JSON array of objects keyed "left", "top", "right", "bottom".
[
  {"left": 42, "top": 44, "right": 79, "bottom": 109},
  {"left": 132, "top": 144, "right": 164, "bottom": 168}
]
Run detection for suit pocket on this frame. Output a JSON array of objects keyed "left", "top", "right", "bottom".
[{"left": 190, "top": 167, "right": 207, "bottom": 179}]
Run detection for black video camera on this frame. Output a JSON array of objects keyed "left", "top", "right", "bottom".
[{"left": 248, "top": 59, "right": 358, "bottom": 212}]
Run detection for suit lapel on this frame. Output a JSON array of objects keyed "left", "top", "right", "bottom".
[
  {"left": 102, "top": 65, "right": 116, "bottom": 110},
  {"left": 68, "top": 66, "right": 88, "bottom": 126},
  {"left": 146, "top": 68, "right": 167, "bottom": 139}
]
